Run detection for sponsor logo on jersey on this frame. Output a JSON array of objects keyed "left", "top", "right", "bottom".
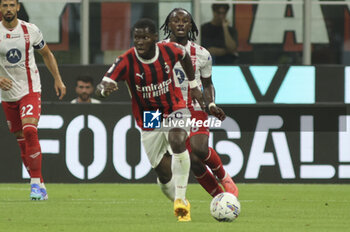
[
  {"left": 136, "top": 79, "right": 172, "bottom": 99},
  {"left": 5, "top": 33, "right": 20, "bottom": 39},
  {"left": 143, "top": 110, "right": 161, "bottom": 129},
  {"left": 6, "top": 48, "right": 22, "bottom": 64},
  {"left": 136, "top": 73, "right": 144, "bottom": 79},
  {"left": 164, "top": 62, "right": 170, "bottom": 74},
  {"left": 174, "top": 68, "right": 185, "bottom": 84}
]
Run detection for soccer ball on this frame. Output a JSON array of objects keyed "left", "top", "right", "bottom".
[{"left": 210, "top": 192, "right": 241, "bottom": 222}]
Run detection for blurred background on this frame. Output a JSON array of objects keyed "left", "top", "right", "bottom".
[{"left": 14, "top": 0, "right": 350, "bottom": 66}]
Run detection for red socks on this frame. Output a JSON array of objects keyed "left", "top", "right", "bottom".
[
  {"left": 193, "top": 147, "right": 229, "bottom": 197},
  {"left": 22, "top": 123, "right": 42, "bottom": 179},
  {"left": 17, "top": 137, "right": 31, "bottom": 174},
  {"left": 195, "top": 168, "right": 223, "bottom": 197},
  {"left": 204, "top": 147, "right": 226, "bottom": 180}
]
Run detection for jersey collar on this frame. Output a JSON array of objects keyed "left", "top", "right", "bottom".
[
  {"left": 134, "top": 44, "right": 159, "bottom": 64},
  {"left": 0, "top": 19, "right": 21, "bottom": 31}
]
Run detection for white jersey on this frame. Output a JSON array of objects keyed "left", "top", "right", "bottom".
[
  {"left": 0, "top": 20, "right": 45, "bottom": 102},
  {"left": 161, "top": 39, "right": 212, "bottom": 110}
]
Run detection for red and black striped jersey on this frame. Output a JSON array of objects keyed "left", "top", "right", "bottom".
[{"left": 103, "top": 42, "right": 187, "bottom": 129}]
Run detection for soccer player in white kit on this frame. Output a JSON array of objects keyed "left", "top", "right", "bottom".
[
  {"left": 0, "top": 0, "right": 66, "bottom": 200},
  {"left": 159, "top": 8, "right": 239, "bottom": 198}
]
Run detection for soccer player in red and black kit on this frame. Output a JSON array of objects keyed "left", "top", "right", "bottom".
[
  {"left": 160, "top": 8, "right": 238, "bottom": 197},
  {"left": 96, "top": 18, "right": 205, "bottom": 222}
]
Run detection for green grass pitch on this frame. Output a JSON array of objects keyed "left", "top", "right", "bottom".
[{"left": 0, "top": 183, "right": 349, "bottom": 232}]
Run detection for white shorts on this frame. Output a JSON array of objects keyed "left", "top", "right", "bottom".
[{"left": 141, "top": 108, "right": 191, "bottom": 168}]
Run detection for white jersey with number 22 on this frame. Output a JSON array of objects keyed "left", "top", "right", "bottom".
[{"left": 0, "top": 19, "right": 45, "bottom": 102}]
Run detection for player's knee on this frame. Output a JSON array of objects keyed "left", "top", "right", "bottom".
[
  {"left": 168, "top": 129, "right": 187, "bottom": 153},
  {"left": 191, "top": 143, "right": 209, "bottom": 160},
  {"left": 190, "top": 154, "right": 206, "bottom": 176},
  {"left": 156, "top": 169, "right": 172, "bottom": 183},
  {"left": 155, "top": 158, "right": 172, "bottom": 183},
  {"left": 22, "top": 124, "right": 38, "bottom": 141},
  {"left": 158, "top": 174, "right": 171, "bottom": 184}
]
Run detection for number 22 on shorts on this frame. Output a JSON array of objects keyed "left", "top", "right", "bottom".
[{"left": 21, "top": 104, "right": 34, "bottom": 117}]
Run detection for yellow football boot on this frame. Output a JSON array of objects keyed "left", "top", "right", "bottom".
[{"left": 174, "top": 199, "right": 191, "bottom": 222}]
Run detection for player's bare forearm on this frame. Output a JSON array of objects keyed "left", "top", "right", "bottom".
[
  {"left": 39, "top": 45, "right": 66, "bottom": 99},
  {"left": 201, "top": 77, "right": 225, "bottom": 120},
  {"left": 201, "top": 77, "right": 215, "bottom": 105},
  {"left": 190, "top": 87, "right": 205, "bottom": 110},
  {"left": 39, "top": 46, "right": 61, "bottom": 81}
]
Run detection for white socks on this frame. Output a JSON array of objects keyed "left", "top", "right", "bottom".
[
  {"left": 171, "top": 150, "right": 190, "bottom": 202},
  {"left": 30, "top": 178, "right": 46, "bottom": 190},
  {"left": 157, "top": 177, "right": 175, "bottom": 201},
  {"left": 30, "top": 178, "right": 40, "bottom": 185},
  {"left": 40, "top": 182, "right": 46, "bottom": 189}
]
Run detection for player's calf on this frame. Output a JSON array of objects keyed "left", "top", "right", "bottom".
[
  {"left": 22, "top": 123, "right": 42, "bottom": 178},
  {"left": 204, "top": 147, "right": 226, "bottom": 179},
  {"left": 190, "top": 153, "right": 223, "bottom": 197}
]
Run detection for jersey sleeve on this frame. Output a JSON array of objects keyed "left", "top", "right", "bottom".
[
  {"left": 30, "top": 24, "right": 46, "bottom": 50},
  {"left": 200, "top": 48, "right": 212, "bottom": 78},
  {"left": 103, "top": 57, "right": 127, "bottom": 82}
]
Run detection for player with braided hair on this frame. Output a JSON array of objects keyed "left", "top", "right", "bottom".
[
  {"left": 159, "top": 8, "right": 239, "bottom": 199},
  {"left": 160, "top": 8, "right": 199, "bottom": 42}
]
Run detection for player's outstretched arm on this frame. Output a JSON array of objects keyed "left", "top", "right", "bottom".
[
  {"left": 38, "top": 45, "right": 66, "bottom": 100},
  {"left": 0, "top": 76, "right": 13, "bottom": 91},
  {"left": 201, "top": 77, "right": 215, "bottom": 105},
  {"left": 201, "top": 77, "right": 226, "bottom": 121},
  {"left": 95, "top": 80, "right": 118, "bottom": 98}
]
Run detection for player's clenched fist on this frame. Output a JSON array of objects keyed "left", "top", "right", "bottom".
[
  {"left": 0, "top": 77, "right": 13, "bottom": 91},
  {"left": 96, "top": 80, "right": 118, "bottom": 98},
  {"left": 209, "top": 105, "right": 226, "bottom": 121}
]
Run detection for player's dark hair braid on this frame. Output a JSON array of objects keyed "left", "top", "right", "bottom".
[{"left": 160, "top": 8, "right": 199, "bottom": 41}]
